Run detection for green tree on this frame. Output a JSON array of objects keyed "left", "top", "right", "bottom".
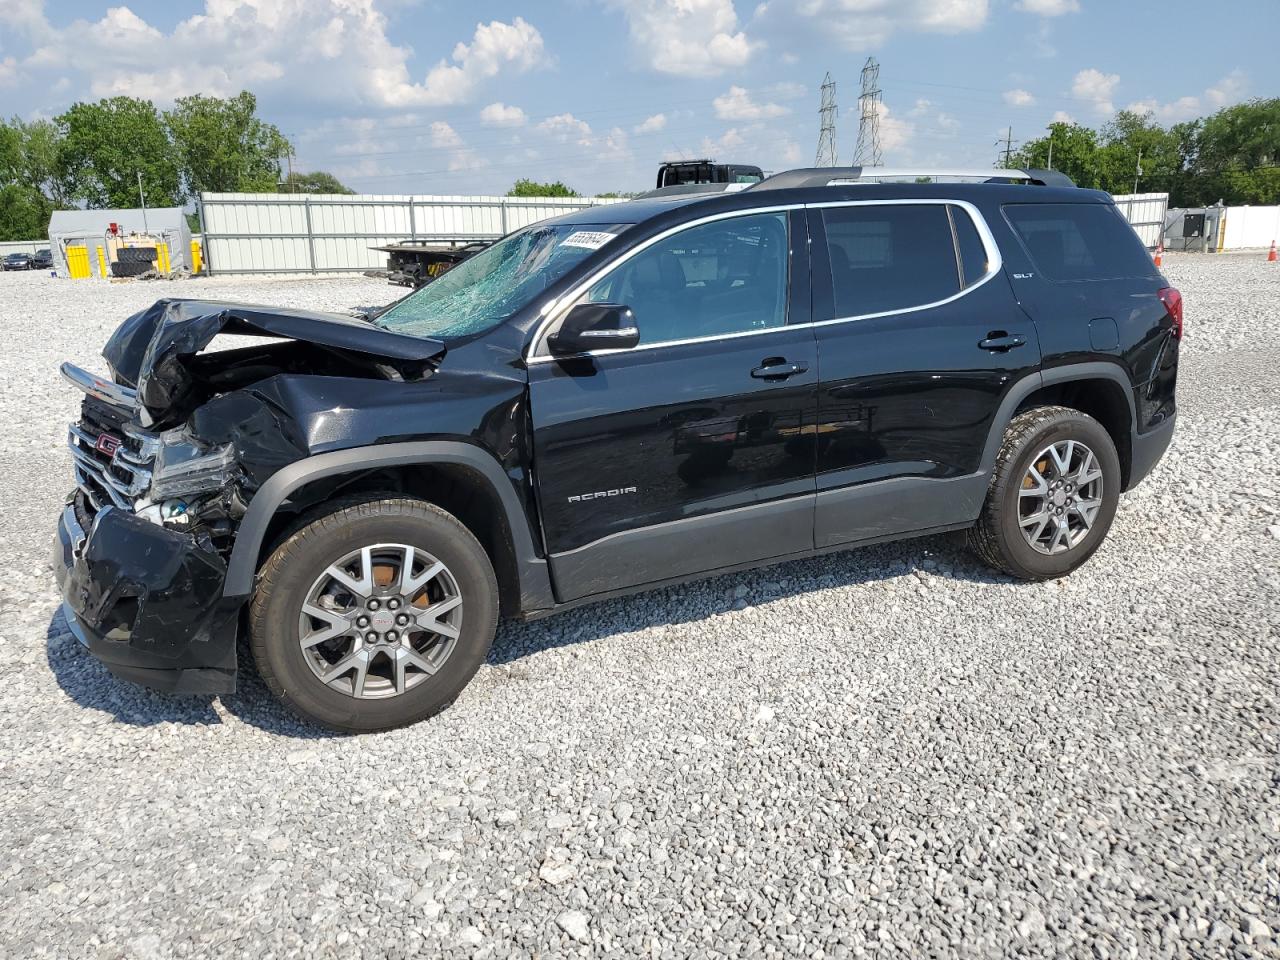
[
  {"left": 507, "top": 178, "right": 579, "bottom": 197},
  {"left": 1185, "top": 98, "right": 1280, "bottom": 205},
  {"left": 282, "top": 170, "right": 356, "bottom": 194},
  {"left": 0, "top": 117, "right": 70, "bottom": 239},
  {"left": 1012, "top": 122, "right": 1103, "bottom": 190},
  {"left": 56, "top": 97, "right": 181, "bottom": 208},
  {"left": 165, "top": 91, "right": 290, "bottom": 196},
  {"left": 0, "top": 184, "right": 53, "bottom": 241}
]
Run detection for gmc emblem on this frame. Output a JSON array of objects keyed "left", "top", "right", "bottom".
[{"left": 95, "top": 433, "right": 122, "bottom": 457}]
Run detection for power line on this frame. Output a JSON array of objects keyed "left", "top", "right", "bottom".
[
  {"left": 996, "top": 126, "right": 1018, "bottom": 167},
  {"left": 815, "top": 72, "right": 838, "bottom": 167},
  {"left": 853, "top": 57, "right": 883, "bottom": 167}
]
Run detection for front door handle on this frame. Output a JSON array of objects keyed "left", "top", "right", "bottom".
[
  {"left": 978, "top": 333, "right": 1027, "bottom": 352},
  {"left": 751, "top": 358, "right": 809, "bottom": 380}
]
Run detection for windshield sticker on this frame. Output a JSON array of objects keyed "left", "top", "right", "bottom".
[{"left": 560, "top": 231, "right": 615, "bottom": 250}]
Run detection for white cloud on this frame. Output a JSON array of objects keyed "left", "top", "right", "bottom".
[
  {"left": 1124, "top": 71, "right": 1249, "bottom": 124},
  {"left": 698, "top": 127, "right": 748, "bottom": 157},
  {"left": 1015, "top": 0, "right": 1079, "bottom": 15},
  {"left": 713, "top": 86, "right": 790, "bottom": 121},
  {"left": 411, "top": 17, "right": 547, "bottom": 106},
  {"left": 874, "top": 102, "right": 912, "bottom": 153},
  {"left": 1071, "top": 68, "right": 1120, "bottom": 114},
  {"left": 3, "top": 4, "right": 546, "bottom": 108},
  {"left": 763, "top": 80, "right": 806, "bottom": 100},
  {"left": 793, "top": 0, "right": 988, "bottom": 48},
  {"left": 1003, "top": 88, "right": 1036, "bottom": 107},
  {"left": 1052, "top": 110, "right": 1075, "bottom": 124},
  {"left": 1205, "top": 69, "right": 1247, "bottom": 108},
  {"left": 909, "top": 98, "right": 933, "bottom": 116},
  {"left": 781, "top": 140, "right": 803, "bottom": 165},
  {"left": 480, "top": 102, "right": 527, "bottom": 127},
  {"left": 634, "top": 113, "right": 668, "bottom": 134},
  {"left": 538, "top": 113, "right": 593, "bottom": 145},
  {"left": 613, "top": 0, "right": 757, "bottom": 77},
  {"left": 0, "top": 56, "right": 18, "bottom": 86},
  {"left": 430, "top": 121, "right": 462, "bottom": 148}
]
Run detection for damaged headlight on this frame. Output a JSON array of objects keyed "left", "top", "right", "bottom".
[{"left": 149, "top": 428, "right": 236, "bottom": 500}]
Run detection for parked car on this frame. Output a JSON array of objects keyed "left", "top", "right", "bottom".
[
  {"left": 3, "top": 252, "right": 33, "bottom": 271},
  {"left": 54, "top": 166, "right": 1180, "bottom": 732},
  {"left": 31, "top": 248, "right": 53, "bottom": 270}
]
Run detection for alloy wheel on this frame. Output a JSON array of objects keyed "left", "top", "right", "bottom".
[
  {"left": 297, "top": 543, "right": 463, "bottom": 699},
  {"left": 1018, "top": 440, "right": 1104, "bottom": 555}
]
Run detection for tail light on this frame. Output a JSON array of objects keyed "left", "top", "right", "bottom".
[{"left": 1157, "top": 286, "right": 1183, "bottom": 340}]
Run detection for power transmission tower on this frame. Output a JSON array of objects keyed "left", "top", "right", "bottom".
[
  {"left": 853, "top": 57, "right": 883, "bottom": 167},
  {"left": 996, "top": 127, "right": 1017, "bottom": 168},
  {"left": 815, "top": 72, "right": 838, "bottom": 167}
]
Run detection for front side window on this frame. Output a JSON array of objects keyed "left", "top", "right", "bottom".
[
  {"left": 577, "top": 212, "right": 789, "bottom": 346},
  {"left": 822, "top": 204, "right": 962, "bottom": 318},
  {"left": 374, "top": 223, "right": 625, "bottom": 341}
]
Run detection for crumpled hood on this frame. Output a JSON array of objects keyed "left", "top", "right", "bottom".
[{"left": 103, "top": 298, "right": 445, "bottom": 423}]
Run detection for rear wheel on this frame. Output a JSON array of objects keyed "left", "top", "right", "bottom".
[
  {"left": 249, "top": 496, "right": 498, "bottom": 732},
  {"left": 969, "top": 406, "right": 1121, "bottom": 580}
]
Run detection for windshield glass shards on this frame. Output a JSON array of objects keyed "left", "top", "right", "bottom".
[{"left": 372, "top": 223, "right": 626, "bottom": 341}]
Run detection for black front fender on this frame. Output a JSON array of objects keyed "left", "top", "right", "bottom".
[{"left": 222, "top": 441, "right": 555, "bottom": 614}]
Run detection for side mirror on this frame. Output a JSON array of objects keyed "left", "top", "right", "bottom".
[{"left": 548, "top": 302, "right": 640, "bottom": 355}]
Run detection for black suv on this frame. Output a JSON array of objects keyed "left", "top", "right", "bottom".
[{"left": 54, "top": 167, "right": 1180, "bottom": 731}]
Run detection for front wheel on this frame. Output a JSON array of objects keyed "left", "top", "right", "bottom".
[
  {"left": 968, "top": 405, "right": 1121, "bottom": 580},
  {"left": 249, "top": 496, "right": 498, "bottom": 733}
]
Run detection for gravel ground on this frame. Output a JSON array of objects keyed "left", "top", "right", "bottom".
[{"left": 1, "top": 257, "right": 1278, "bottom": 958}]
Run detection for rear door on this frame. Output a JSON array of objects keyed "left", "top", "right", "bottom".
[
  {"left": 808, "top": 200, "right": 1041, "bottom": 548},
  {"left": 527, "top": 209, "right": 819, "bottom": 602}
]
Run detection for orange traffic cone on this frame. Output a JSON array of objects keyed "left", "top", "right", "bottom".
[
  {"left": 1154, "top": 241, "right": 1164, "bottom": 268},
  {"left": 1269, "top": 240, "right": 1278, "bottom": 262}
]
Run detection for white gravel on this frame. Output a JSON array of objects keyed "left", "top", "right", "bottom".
[{"left": 1, "top": 256, "right": 1278, "bottom": 958}]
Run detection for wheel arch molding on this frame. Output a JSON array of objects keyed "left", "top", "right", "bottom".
[
  {"left": 223, "top": 441, "right": 554, "bottom": 613},
  {"left": 980, "top": 361, "right": 1138, "bottom": 482}
]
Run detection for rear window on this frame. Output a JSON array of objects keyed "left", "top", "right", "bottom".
[
  {"left": 1003, "top": 202, "right": 1156, "bottom": 282},
  {"left": 822, "top": 204, "right": 960, "bottom": 317}
]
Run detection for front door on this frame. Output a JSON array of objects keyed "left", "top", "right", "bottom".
[
  {"left": 528, "top": 210, "right": 818, "bottom": 602},
  {"left": 807, "top": 201, "right": 1042, "bottom": 547}
]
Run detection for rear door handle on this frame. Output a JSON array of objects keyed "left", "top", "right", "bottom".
[
  {"left": 751, "top": 358, "right": 809, "bottom": 380},
  {"left": 978, "top": 333, "right": 1027, "bottom": 352}
]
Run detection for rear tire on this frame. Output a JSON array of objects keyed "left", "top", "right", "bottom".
[
  {"left": 968, "top": 405, "right": 1121, "bottom": 580},
  {"left": 249, "top": 496, "right": 498, "bottom": 733}
]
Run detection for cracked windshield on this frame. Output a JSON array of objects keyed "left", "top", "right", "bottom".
[{"left": 373, "top": 224, "right": 626, "bottom": 340}]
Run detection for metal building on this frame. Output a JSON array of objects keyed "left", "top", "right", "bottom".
[{"left": 47, "top": 207, "right": 195, "bottom": 278}]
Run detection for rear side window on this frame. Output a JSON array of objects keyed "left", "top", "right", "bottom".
[
  {"left": 1003, "top": 202, "right": 1157, "bottom": 282},
  {"left": 822, "top": 204, "right": 960, "bottom": 317},
  {"left": 949, "top": 206, "right": 990, "bottom": 288}
]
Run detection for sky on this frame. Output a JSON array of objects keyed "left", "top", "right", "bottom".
[{"left": 1, "top": 1, "right": 1276, "bottom": 196}]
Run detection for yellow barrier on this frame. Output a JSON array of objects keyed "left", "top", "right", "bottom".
[
  {"left": 156, "top": 242, "right": 171, "bottom": 274},
  {"left": 96, "top": 245, "right": 107, "bottom": 278},
  {"left": 66, "top": 246, "right": 91, "bottom": 279},
  {"left": 191, "top": 240, "right": 203, "bottom": 274}
]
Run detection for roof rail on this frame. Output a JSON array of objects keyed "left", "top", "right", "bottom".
[
  {"left": 748, "top": 166, "right": 1076, "bottom": 191},
  {"left": 633, "top": 182, "right": 752, "bottom": 201}
]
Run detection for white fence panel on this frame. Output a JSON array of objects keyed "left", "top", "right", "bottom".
[
  {"left": 1110, "top": 193, "right": 1168, "bottom": 248},
  {"left": 0, "top": 240, "right": 44, "bottom": 257},
  {"left": 199, "top": 192, "right": 623, "bottom": 275},
  {"left": 1221, "top": 205, "right": 1280, "bottom": 250}
]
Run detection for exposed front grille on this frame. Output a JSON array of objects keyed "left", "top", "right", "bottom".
[{"left": 67, "top": 395, "right": 158, "bottom": 513}]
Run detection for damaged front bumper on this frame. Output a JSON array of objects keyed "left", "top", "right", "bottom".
[{"left": 53, "top": 492, "right": 243, "bottom": 695}]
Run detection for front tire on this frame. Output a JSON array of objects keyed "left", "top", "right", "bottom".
[
  {"left": 968, "top": 406, "right": 1121, "bottom": 580},
  {"left": 249, "top": 496, "right": 498, "bottom": 733}
]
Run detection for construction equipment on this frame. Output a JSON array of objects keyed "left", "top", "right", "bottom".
[
  {"left": 656, "top": 160, "right": 764, "bottom": 189},
  {"left": 367, "top": 240, "right": 492, "bottom": 289}
]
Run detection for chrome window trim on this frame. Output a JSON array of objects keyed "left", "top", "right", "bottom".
[
  {"left": 524, "top": 198, "right": 1002, "bottom": 364},
  {"left": 526, "top": 205, "right": 798, "bottom": 362}
]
